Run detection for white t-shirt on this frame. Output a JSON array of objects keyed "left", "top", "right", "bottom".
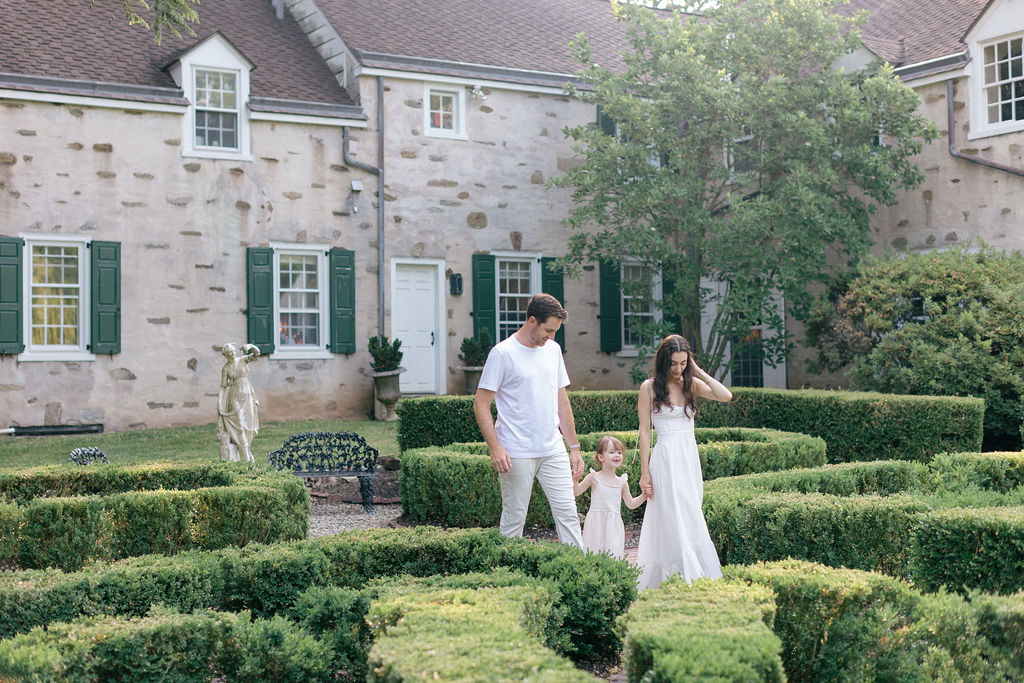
[{"left": 478, "top": 335, "right": 570, "bottom": 458}]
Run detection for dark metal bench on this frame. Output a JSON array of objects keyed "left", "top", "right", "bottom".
[{"left": 268, "top": 431, "right": 379, "bottom": 513}]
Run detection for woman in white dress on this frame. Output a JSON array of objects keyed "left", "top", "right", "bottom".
[{"left": 636, "top": 335, "right": 733, "bottom": 590}]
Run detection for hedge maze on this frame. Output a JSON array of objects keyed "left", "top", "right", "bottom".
[{"left": 0, "top": 388, "right": 1021, "bottom": 680}]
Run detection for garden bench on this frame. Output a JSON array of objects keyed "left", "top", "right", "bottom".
[{"left": 268, "top": 431, "right": 379, "bottom": 513}]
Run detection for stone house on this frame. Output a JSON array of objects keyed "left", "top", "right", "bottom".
[{"left": 847, "top": 0, "right": 1024, "bottom": 255}]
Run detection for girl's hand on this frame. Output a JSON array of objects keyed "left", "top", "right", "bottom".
[{"left": 639, "top": 471, "right": 653, "bottom": 499}]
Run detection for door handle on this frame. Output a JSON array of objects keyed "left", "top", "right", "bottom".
[{"left": 431, "top": 331, "right": 435, "bottom": 346}]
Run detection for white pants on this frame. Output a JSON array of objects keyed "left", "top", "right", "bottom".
[{"left": 498, "top": 452, "right": 583, "bottom": 548}]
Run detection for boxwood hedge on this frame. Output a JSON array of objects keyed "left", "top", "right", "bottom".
[
  {"left": 621, "top": 560, "right": 1024, "bottom": 682},
  {"left": 400, "top": 428, "right": 826, "bottom": 528},
  {"left": 703, "top": 452, "right": 1024, "bottom": 593},
  {"left": 397, "top": 389, "right": 983, "bottom": 462},
  {"left": 0, "top": 462, "right": 308, "bottom": 571}
]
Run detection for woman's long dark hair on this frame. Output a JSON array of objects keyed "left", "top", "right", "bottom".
[{"left": 651, "top": 335, "right": 698, "bottom": 417}]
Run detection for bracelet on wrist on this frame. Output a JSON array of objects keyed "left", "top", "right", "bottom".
[{"left": 568, "top": 443, "right": 581, "bottom": 450}]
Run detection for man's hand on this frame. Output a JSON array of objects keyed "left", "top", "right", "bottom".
[
  {"left": 489, "top": 445, "right": 511, "bottom": 474},
  {"left": 570, "top": 450, "right": 584, "bottom": 480}
]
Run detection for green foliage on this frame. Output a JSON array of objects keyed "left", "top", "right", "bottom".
[
  {"left": 0, "top": 527, "right": 636, "bottom": 662},
  {"left": 400, "top": 427, "right": 825, "bottom": 527},
  {"left": 458, "top": 327, "right": 493, "bottom": 366},
  {"left": 619, "top": 577, "right": 785, "bottom": 682},
  {"left": 0, "top": 608, "right": 334, "bottom": 682},
  {"left": 807, "top": 243, "right": 1024, "bottom": 450},
  {"left": 719, "top": 560, "right": 1024, "bottom": 681},
  {"left": 702, "top": 454, "right": 1024, "bottom": 592},
  {"left": 397, "top": 388, "right": 984, "bottom": 462},
  {"left": 120, "top": 0, "right": 199, "bottom": 44},
  {"left": 367, "top": 335, "right": 403, "bottom": 372},
  {"left": 555, "top": 0, "right": 937, "bottom": 375},
  {"left": 0, "top": 463, "right": 308, "bottom": 571}
]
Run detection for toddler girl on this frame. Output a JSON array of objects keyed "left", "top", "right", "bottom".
[{"left": 574, "top": 435, "right": 647, "bottom": 559}]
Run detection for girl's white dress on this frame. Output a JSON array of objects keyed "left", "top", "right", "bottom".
[
  {"left": 636, "top": 404, "right": 722, "bottom": 590},
  {"left": 581, "top": 472, "right": 627, "bottom": 559}
]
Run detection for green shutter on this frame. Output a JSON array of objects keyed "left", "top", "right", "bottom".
[
  {"left": 472, "top": 253, "right": 496, "bottom": 340},
  {"left": 661, "top": 273, "right": 682, "bottom": 334},
  {"left": 246, "top": 247, "right": 275, "bottom": 355},
  {"left": 0, "top": 237, "right": 23, "bottom": 355},
  {"left": 599, "top": 260, "right": 622, "bottom": 353},
  {"left": 90, "top": 241, "right": 120, "bottom": 355},
  {"left": 330, "top": 248, "right": 356, "bottom": 354},
  {"left": 541, "top": 256, "right": 565, "bottom": 350},
  {"left": 596, "top": 104, "right": 616, "bottom": 137}
]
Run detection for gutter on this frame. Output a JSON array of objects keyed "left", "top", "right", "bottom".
[
  {"left": 946, "top": 79, "right": 1024, "bottom": 178},
  {"left": 340, "top": 76, "right": 387, "bottom": 337}
]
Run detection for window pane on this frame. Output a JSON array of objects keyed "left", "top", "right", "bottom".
[
  {"left": 429, "top": 91, "right": 457, "bottom": 131},
  {"left": 497, "top": 260, "right": 533, "bottom": 341},
  {"left": 277, "top": 253, "right": 321, "bottom": 347},
  {"left": 29, "top": 245, "right": 82, "bottom": 348},
  {"left": 622, "top": 264, "right": 657, "bottom": 348}
]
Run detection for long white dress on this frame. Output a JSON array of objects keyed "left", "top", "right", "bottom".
[
  {"left": 636, "top": 404, "right": 722, "bottom": 590},
  {"left": 581, "top": 472, "right": 627, "bottom": 559}
]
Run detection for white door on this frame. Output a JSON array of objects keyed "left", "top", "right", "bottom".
[{"left": 393, "top": 263, "right": 439, "bottom": 393}]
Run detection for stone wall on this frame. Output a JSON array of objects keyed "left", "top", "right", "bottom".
[{"left": 0, "top": 99, "right": 378, "bottom": 430}]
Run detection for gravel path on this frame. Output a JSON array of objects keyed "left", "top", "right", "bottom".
[{"left": 308, "top": 501, "right": 404, "bottom": 537}]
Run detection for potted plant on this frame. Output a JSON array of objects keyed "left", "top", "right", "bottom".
[
  {"left": 457, "top": 328, "right": 492, "bottom": 394},
  {"left": 368, "top": 335, "right": 404, "bottom": 420}
]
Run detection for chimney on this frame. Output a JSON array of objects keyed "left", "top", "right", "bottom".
[{"left": 271, "top": 0, "right": 284, "bottom": 19}]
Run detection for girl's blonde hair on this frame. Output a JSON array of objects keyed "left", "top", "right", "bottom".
[{"left": 595, "top": 435, "right": 626, "bottom": 464}]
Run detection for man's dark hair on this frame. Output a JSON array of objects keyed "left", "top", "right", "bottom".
[{"left": 526, "top": 293, "right": 568, "bottom": 323}]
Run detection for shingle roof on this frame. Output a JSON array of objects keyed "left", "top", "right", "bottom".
[
  {"left": 316, "top": 0, "right": 636, "bottom": 83},
  {"left": 845, "top": 0, "right": 989, "bottom": 68},
  {"left": 0, "top": 0, "right": 354, "bottom": 106}
]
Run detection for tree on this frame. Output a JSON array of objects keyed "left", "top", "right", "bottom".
[
  {"left": 117, "top": 0, "right": 199, "bottom": 44},
  {"left": 807, "top": 244, "right": 1024, "bottom": 450},
  {"left": 554, "top": 0, "right": 936, "bottom": 380}
]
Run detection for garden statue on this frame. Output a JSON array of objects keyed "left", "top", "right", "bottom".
[{"left": 217, "top": 342, "right": 261, "bottom": 462}]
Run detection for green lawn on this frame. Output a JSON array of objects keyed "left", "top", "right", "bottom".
[{"left": 0, "top": 419, "right": 399, "bottom": 470}]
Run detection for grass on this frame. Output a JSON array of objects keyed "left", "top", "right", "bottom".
[{"left": 0, "top": 419, "right": 400, "bottom": 470}]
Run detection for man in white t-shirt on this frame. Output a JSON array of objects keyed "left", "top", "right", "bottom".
[{"left": 473, "top": 293, "right": 584, "bottom": 547}]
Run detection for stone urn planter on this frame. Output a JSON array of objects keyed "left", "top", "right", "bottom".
[
  {"left": 457, "top": 365, "right": 484, "bottom": 395},
  {"left": 371, "top": 367, "right": 405, "bottom": 421}
]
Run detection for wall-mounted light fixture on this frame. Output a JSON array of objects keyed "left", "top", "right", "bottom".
[
  {"left": 449, "top": 273, "right": 463, "bottom": 295},
  {"left": 347, "top": 179, "right": 363, "bottom": 214},
  {"left": 470, "top": 85, "right": 487, "bottom": 101}
]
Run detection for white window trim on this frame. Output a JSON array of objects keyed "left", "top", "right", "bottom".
[
  {"left": 492, "top": 251, "right": 541, "bottom": 340},
  {"left": 617, "top": 260, "right": 662, "bottom": 358},
  {"left": 19, "top": 233, "right": 94, "bottom": 362},
  {"left": 423, "top": 84, "right": 467, "bottom": 140},
  {"left": 172, "top": 34, "right": 253, "bottom": 160},
  {"left": 269, "top": 242, "right": 332, "bottom": 361},
  {"left": 968, "top": 30, "right": 1024, "bottom": 140}
]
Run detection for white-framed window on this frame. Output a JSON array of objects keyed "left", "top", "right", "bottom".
[
  {"left": 193, "top": 68, "right": 240, "bottom": 151},
  {"left": 982, "top": 34, "right": 1024, "bottom": 127},
  {"left": 170, "top": 33, "right": 253, "bottom": 159},
  {"left": 724, "top": 129, "right": 758, "bottom": 178},
  {"left": 494, "top": 253, "right": 540, "bottom": 341},
  {"left": 424, "top": 85, "right": 467, "bottom": 139},
  {"left": 621, "top": 263, "right": 662, "bottom": 350},
  {"left": 272, "top": 243, "right": 331, "bottom": 359},
  {"left": 21, "top": 235, "right": 91, "bottom": 361}
]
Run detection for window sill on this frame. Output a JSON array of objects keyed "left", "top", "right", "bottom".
[
  {"left": 18, "top": 350, "right": 95, "bottom": 362},
  {"left": 269, "top": 348, "right": 334, "bottom": 361},
  {"left": 424, "top": 130, "right": 468, "bottom": 141},
  {"left": 180, "top": 149, "right": 254, "bottom": 162},
  {"left": 616, "top": 349, "right": 641, "bottom": 358},
  {"left": 966, "top": 122, "right": 1024, "bottom": 140}
]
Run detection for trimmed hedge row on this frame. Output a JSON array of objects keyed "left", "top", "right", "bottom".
[
  {"left": 0, "top": 462, "right": 309, "bottom": 571},
  {"left": 618, "top": 576, "right": 784, "bottom": 681},
  {"left": 703, "top": 452, "right": 1024, "bottom": 593},
  {"left": 365, "top": 576, "right": 593, "bottom": 682},
  {"left": 396, "top": 388, "right": 984, "bottom": 462},
  {"left": 621, "top": 560, "right": 1024, "bottom": 682},
  {"left": 400, "top": 428, "right": 825, "bottom": 528},
  {"left": 0, "top": 607, "right": 332, "bottom": 683},
  {"left": 0, "top": 527, "right": 637, "bottom": 662}
]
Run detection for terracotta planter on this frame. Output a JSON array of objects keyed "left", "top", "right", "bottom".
[
  {"left": 457, "top": 365, "right": 484, "bottom": 395},
  {"left": 371, "top": 367, "right": 405, "bottom": 421}
]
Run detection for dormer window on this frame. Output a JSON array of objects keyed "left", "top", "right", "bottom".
[
  {"left": 194, "top": 69, "right": 239, "bottom": 150},
  {"left": 168, "top": 32, "right": 253, "bottom": 160},
  {"left": 983, "top": 35, "right": 1024, "bottom": 125}
]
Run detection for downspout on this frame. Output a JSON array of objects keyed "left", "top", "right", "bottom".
[
  {"left": 946, "top": 79, "right": 1024, "bottom": 178},
  {"left": 341, "top": 75, "right": 387, "bottom": 336}
]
